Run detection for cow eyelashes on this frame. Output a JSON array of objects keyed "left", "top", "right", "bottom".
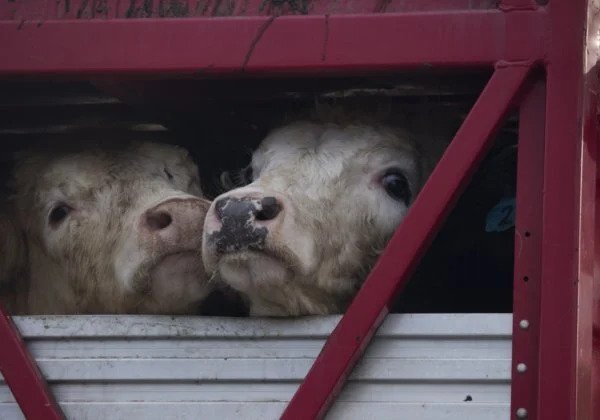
[
  {"left": 164, "top": 168, "right": 174, "bottom": 181},
  {"left": 48, "top": 203, "right": 72, "bottom": 227},
  {"left": 241, "top": 166, "right": 253, "bottom": 184},
  {"left": 381, "top": 170, "right": 411, "bottom": 204},
  {"left": 220, "top": 166, "right": 254, "bottom": 190}
]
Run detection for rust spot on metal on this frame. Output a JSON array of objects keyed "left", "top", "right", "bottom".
[
  {"left": 126, "top": 0, "right": 154, "bottom": 18},
  {"left": 77, "top": 0, "right": 89, "bottom": 18},
  {"left": 239, "top": 0, "right": 249, "bottom": 15},
  {"left": 213, "top": 0, "right": 224, "bottom": 15},
  {"left": 56, "top": 0, "right": 71, "bottom": 18},
  {"left": 213, "top": 0, "right": 235, "bottom": 16},
  {"left": 259, "top": 0, "right": 309, "bottom": 15},
  {"left": 374, "top": 0, "right": 392, "bottom": 13},
  {"left": 192, "top": 0, "right": 210, "bottom": 16},
  {"left": 77, "top": 0, "right": 109, "bottom": 19},
  {"left": 93, "top": 0, "right": 108, "bottom": 17},
  {"left": 242, "top": 16, "right": 276, "bottom": 70},
  {"left": 96, "top": 0, "right": 109, "bottom": 17},
  {"left": 159, "top": 0, "right": 190, "bottom": 17}
]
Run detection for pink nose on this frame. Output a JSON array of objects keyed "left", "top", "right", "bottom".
[{"left": 143, "top": 197, "right": 210, "bottom": 246}]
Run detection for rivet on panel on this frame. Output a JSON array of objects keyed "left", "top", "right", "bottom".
[
  {"left": 517, "top": 363, "right": 527, "bottom": 373},
  {"left": 516, "top": 407, "right": 528, "bottom": 418},
  {"left": 519, "top": 320, "right": 529, "bottom": 329}
]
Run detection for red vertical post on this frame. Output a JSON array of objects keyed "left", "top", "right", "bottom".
[
  {"left": 510, "top": 78, "right": 545, "bottom": 420},
  {"left": 0, "top": 305, "right": 64, "bottom": 419},
  {"left": 585, "top": 4, "right": 600, "bottom": 418},
  {"left": 592, "top": 110, "right": 600, "bottom": 420},
  {"left": 537, "top": 1, "right": 595, "bottom": 418},
  {"left": 594, "top": 184, "right": 600, "bottom": 418}
]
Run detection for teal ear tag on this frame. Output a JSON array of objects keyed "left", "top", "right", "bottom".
[{"left": 485, "top": 197, "right": 516, "bottom": 233}]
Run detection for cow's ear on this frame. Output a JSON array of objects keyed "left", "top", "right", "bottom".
[{"left": 0, "top": 209, "right": 26, "bottom": 287}]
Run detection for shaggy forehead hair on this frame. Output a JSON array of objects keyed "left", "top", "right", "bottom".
[
  {"left": 13, "top": 140, "right": 194, "bottom": 188},
  {"left": 12, "top": 141, "right": 199, "bottom": 213},
  {"left": 255, "top": 102, "right": 435, "bottom": 188},
  {"left": 252, "top": 121, "right": 421, "bottom": 200}
]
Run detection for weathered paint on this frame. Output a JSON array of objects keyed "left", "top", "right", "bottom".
[
  {"left": 0, "top": 11, "right": 546, "bottom": 76},
  {"left": 0, "top": 0, "right": 499, "bottom": 21}
]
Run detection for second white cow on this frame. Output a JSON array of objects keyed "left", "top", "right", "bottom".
[
  {"left": 1, "top": 141, "right": 213, "bottom": 314},
  {"left": 203, "top": 118, "right": 445, "bottom": 316}
]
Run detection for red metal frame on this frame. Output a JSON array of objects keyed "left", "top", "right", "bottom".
[
  {"left": 538, "top": 3, "right": 594, "bottom": 418},
  {"left": 510, "top": 78, "right": 545, "bottom": 420},
  {"left": 0, "top": 1, "right": 597, "bottom": 419},
  {"left": 0, "top": 306, "right": 64, "bottom": 420},
  {"left": 0, "top": 11, "right": 545, "bottom": 75}
]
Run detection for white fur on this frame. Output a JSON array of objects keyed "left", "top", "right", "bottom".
[
  {"left": 1, "top": 141, "right": 212, "bottom": 315},
  {"left": 203, "top": 121, "right": 444, "bottom": 316}
]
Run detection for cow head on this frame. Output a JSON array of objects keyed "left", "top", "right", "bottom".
[
  {"left": 1, "top": 141, "right": 212, "bottom": 314},
  {"left": 203, "top": 121, "right": 443, "bottom": 316}
]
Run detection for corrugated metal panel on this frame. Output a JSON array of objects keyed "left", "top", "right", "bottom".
[{"left": 0, "top": 314, "right": 511, "bottom": 419}]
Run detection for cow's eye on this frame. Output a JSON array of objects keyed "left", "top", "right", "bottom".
[
  {"left": 381, "top": 170, "right": 411, "bottom": 204},
  {"left": 164, "top": 168, "right": 174, "bottom": 181},
  {"left": 49, "top": 204, "right": 72, "bottom": 226}
]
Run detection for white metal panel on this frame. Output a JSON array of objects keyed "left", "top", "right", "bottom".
[
  {"left": 11, "top": 313, "right": 512, "bottom": 338},
  {"left": 0, "top": 314, "right": 512, "bottom": 420},
  {"left": 0, "top": 357, "right": 511, "bottom": 382},
  {"left": 22, "top": 336, "right": 510, "bottom": 359},
  {"left": 0, "top": 382, "right": 510, "bottom": 403}
]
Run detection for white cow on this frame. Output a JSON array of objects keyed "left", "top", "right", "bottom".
[
  {"left": 0, "top": 141, "right": 213, "bottom": 315},
  {"left": 203, "top": 117, "right": 445, "bottom": 316}
]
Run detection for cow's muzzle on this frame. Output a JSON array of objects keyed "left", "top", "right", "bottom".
[{"left": 207, "top": 196, "right": 282, "bottom": 254}]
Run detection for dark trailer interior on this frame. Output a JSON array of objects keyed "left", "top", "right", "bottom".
[{"left": 0, "top": 72, "right": 516, "bottom": 315}]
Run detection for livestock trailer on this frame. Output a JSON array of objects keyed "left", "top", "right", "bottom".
[{"left": 0, "top": 0, "right": 598, "bottom": 419}]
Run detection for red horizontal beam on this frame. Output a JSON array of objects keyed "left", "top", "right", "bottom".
[
  {"left": 0, "top": 10, "right": 545, "bottom": 76},
  {"left": 0, "top": 305, "right": 64, "bottom": 419},
  {"left": 281, "top": 63, "right": 534, "bottom": 419}
]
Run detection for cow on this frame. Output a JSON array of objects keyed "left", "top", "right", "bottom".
[
  {"left": 202, "top": 113, "right": 446, "bottom": 316},
  {"left": 0, "top": 140, "right": 213, "bottom": 315}
]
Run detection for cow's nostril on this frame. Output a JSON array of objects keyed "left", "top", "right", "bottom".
[
  {"left": 256, "top": 196, "right": 281, "bottom": 221},
  {"left": 146, "top": 211, "right": 173, "bottom": 230}
]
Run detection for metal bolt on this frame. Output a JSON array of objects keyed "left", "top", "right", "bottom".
[
  {"left": 517, "top": 363, "right": 527, "bottom": 373},
  {"left": 519, "top": 319, "right": 529, "bottom": 330},
  {"left": 516, "top": 407, "right": 528, "bottom": 418}
]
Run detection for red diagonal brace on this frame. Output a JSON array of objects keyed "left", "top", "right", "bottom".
[
  {"left": 281, "top": 63, "right": 534, "bottom": 420},
  {"left": 0, "top": 305, "right": 64, "bottom": 419}
]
